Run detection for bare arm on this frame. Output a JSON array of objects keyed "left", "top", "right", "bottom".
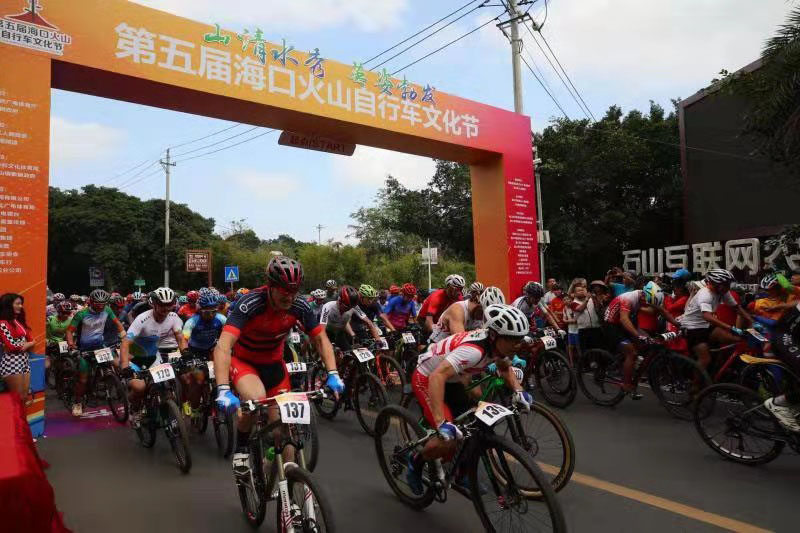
[
  {"left": 379, "top": 313, "right": 395, "bottom": 332},
  {"left": 311, "top": 331, "right": 338, "bottom": 373},
  {"left": 212, "top": 330, "right": 237, "bottom": 387},
  {"left": 424, "top": 315, "right": 435, "bottom": 335},
  {"left": 620, "top": 309, "right": 640, "bottom": 338},
  {"left": 120, "top": 337, "right": 133, "bottom": 368},
  {"left": 654, "top": 306, "right": 680, "bottom": 328},
  {"left": 446, "top": 305, "right": 466, "bottom": 335},
  {"left": 429, "top": 362, "right": 459, "bottom": 426},
  {"left": 497, "top": 358, "right": 523, "bottom": 392}
]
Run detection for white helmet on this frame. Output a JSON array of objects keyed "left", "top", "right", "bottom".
[
  {"left": 705, "top": 268, "right": 735, "bottom": 285},
  {"left": 311, "top": 289, "right": 326, "bottom": 299},
  {"left": 469, "top": 281, "right": 484, "bottom": 294},
  {"left": 151, "top": 287, "right": 175, "bottom": 305},
  {"left": 484, "top": 304, "right": 529, "bottom": 337},
  {"left": 479, "top": 286, "right": 506, "bottom": 308},
  {"left": 326, "top": 279, "right": 338, "bottom": 289},
  {"left": 445, "top": 274, "right": 466, "bottom": 289}
]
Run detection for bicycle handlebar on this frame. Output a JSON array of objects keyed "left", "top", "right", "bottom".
[{"left": 240, "top": 389, "right": 327, "bottom": 413}]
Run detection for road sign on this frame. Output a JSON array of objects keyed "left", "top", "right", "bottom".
[
  {"left": 134, "top": 279, "right": 145, "bottom": 287},
  {"left": 225, "top": 266, "right": 239, "bottom": 283},
  {"left": 278, "top": 131, "right": 356, "bottom": 156},
  {"left": 421, "top": 247, "right": 439, "bottom": 265},
  {"left": 186, "top": 250, "right": 210, "bottom": 272},
  {"left": 88, "top": 267, "right": 104, "bottom": 287}
]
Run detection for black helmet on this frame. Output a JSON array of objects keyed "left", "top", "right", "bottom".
[
  {"left": 524, "top": 281, "right": 544, "bottom": 298},
  {"left": 338, "top": 285, "right": 359, "bottom": 309},
  {"left": 267, "top": 256, "right": 304, "bottom": 290}
]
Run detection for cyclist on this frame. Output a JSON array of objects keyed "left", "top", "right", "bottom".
[
  {"left": 109, "top": 293, "right": 126, "bottom": 321},
  {"left": 604, "top": 281, "right": 681, "bottom": 397},
  {"left": 351, "top": 284, "right": 395, "bottom": 339},
  {"left": 417, "top": 274, "right": 465, "bottom": 334},
  {"left": 65, "top": 289, "right": 126, "bottom": 416},
  {"left": 46, "top": 293, "right": 66, "bottom": 318},
  {"left": 217, "top": 294, "right": 230, "bottom": 316},
  {"left": 679, "top": 268, "right": 752, "bottom": 374},
  {"left": 177, "top": 295, "right": 188, "bottom": 309},
  {"left": 406, "top": 304, "right": 533, "bottom": 494},
  {"left": 429, "top": 286, "right": 505, "bottom": 343},
  {"left": 128, "top": 291, "right": 153, "bottom": 322},
  {"left": 384, "top": 283, "right": 418, "bottom": 331},
  {"left": 389, "top": 285, "right": 400, "bottom": 298},
  {"left": 325, "top": 279, "right": 338, "bottom": 302},
  {"left": 763, "top": 274, "right": 800, "bottom": 431},
  {"left": 70, "top": 294, "right": 83, "bottom": 311},
  {"left": 211, "top": 256, "right": 343, "bottom": 485},
  {"left": 45, "top": 301, "right": 73, "bottom": 379},
  {"left": 319, "top": 285, "right": 383, "bottom": 350},
  {"left": 752, "top": 274, "right": 793, "bottom": 321},
  {"left": 467, "top": 281, "right": 484, "bottom": 301},
  {"left": 180, "top": 293, "right": 226, "bottom": 414},
  {"left": 119, "top": 287, "right": 186, "bottom": 425},
  {"left": 512, "top": 282, "right": 564, "bottom": 335},
  {"left": 378, "top": 289, "right": 389, "bottom": 308},
  {"left": 178, "top": 291, "right": 199, "bottom": 321}
]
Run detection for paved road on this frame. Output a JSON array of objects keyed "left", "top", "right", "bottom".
[{"left": 38, "top": 388, "right": 798, "bottom": 532}]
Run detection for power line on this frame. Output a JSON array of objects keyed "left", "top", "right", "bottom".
[
  {"left": 96, "top": 156, "right": 160, "bottom": 185},
  {"left": 173, "top": 129, "right": 278, "bottom": 165},
  {"left": 363, "top": 0, "right": 484, "bottom": 66},
  {"left": 113, "top": 160, "right": 161, "bottom": 189},
  {"left": 118, "top": 166, "right": 163, "bottom": 192},
  {"left": 171, "top": 126, "right": 260, "bottom": 158},
  {"left": 391, "top": 14, "right": 503, "bottom": 76},
  {"left": 372, "top": 2, "right": 488, "bottom": 71},
  {"left": 536, "top": 29, "right": 596, "bottom": 121},
  {"left": 168, "top": 123, "right": 243, "bottom": 150},
  {"left": 520, "top": 53, "right": 570, "bottom": 119}
]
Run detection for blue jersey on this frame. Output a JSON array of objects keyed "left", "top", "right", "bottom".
[
  {"left": 182, "top": 313, "right": 227, "bottom": 351},
  {"left": 383, "top": 295, "right": 417, "bottom": 329}
]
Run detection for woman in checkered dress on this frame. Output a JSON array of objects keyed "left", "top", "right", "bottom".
[{"left": 0, "top": 293, "right": 34, "bottom": 401}]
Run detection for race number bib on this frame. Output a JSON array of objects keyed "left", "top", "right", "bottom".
[
  {"left": 402, "top": 332, "right": 416, "bottom": 344},
  {"left": 353, "top": 348, "right": 375, "bottom": 363},
  {"left": 747, "top": 329, "right": 767, "bottom": 343},
  {"left": 286, "top": 362, "right": 307, "bottom": 374},
  {"left": 377, "top": 337, "right": 389, "bottom": 350},
  {"left": 94, "top": 347, "right": 113, "bottom": 363},
  {"left": 540, "top": 336, "right": 558, "bottom": 350},
  {"left": 167, "top": 352, "right": 182, "bottom": 362},
  {"left": 149, "top": 363, "right": 175, "bottom": 383},
  {"left": 290, "top": 332, "right": 301, "bottom": 344},
  {"left": 58, "top": 341, "right": 69, "bottom": 354},
  {"left": 206, "top": 361, "right": 215, "bottom": 379},
  {"left": 512, "top": 367, "right": 524, "bottom": 382},
  {"left": 275, "top": 392, "right": 310, "bottom": 424},
  {"left": 475, "top": 401, "right": 513, "bottom": 426},
  {"left": 543, "top": 328, "right": 556, "bottom": 338}
]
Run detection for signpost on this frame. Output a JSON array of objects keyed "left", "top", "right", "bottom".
[
  {"left": 88, "top": 267, "right": 104, "bottom": 287},
  {"left": 134, "top": 279, "right": 146, "bottom": 288},
  {"left": 278, "top": 131, "right": 356, "bottom": 156},
  {"left": 225, "top": 265, "right": 239, "bottom": 292},
  {"left": 186, "top": 249, "right": 212, "bottom": 287},
  {"left": 421, "top": 241, "right": 438, "bottom": 291}
]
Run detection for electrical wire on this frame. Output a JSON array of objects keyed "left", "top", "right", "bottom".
[
  {"left": 390, "top": 15, "right": 503, "bottom": 76},
  {"left": 96, "top": 157, "right": 158, "bottom": 185},
  {"left": 520, "top": 53, "right": 570, "bottom": 119},
  {"left": 536, "top": 30, "right": 596, "bottom": 121},
  {"left": 521, "top": 45, "right": 557, "bottom": 107},
  {"left": 118, "top": 166, "right": 164, "bottom": 192},
  {"left": 363, "top": 0, "right": 484, "bottom": 66},
  {"left": 168, "top": 123, "right": 243, "bottom": 150},
  {"left": 172, "top": 129, "right": 277, "bottom": 165},
  {"left": 170, "top": 126, "right": 260, "bottom": 158},
  {"left": 113, "top": 160, "right": 161, "bottom": 190}
]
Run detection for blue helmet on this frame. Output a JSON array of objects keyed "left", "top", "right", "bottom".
[
  {"left": 198, "top": 294, "right": 218, "bottom": 309},
  {"left": 217, "top": 294, "right": 228, "bottom": 305}
]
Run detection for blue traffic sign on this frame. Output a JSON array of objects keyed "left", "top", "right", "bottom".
[{"left": 224, "top": 265, "right": 239, "bottom": 283}]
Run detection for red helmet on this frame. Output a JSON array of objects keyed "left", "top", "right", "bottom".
[
  {"left": 267, "top": 256, "right": 304, "bottom": 290},
  {"left": 338, "top": 285, "right": 359, "bottom": 308},
  {"left": 389, "top": 284, "right": 400, "bottom": 295},
  {"left": 402, "top": 283, "right": 417, "bottom": 296},
  {"left": 186, "top": 290, "right": 199, "bottom": 303}
]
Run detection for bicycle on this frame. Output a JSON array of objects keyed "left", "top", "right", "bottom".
[
  {"left": 45, "top": 340, "right": 69, "bottom": 390},
  {"left": 360, "top": 336, "right": 408, "bottom": 406},
  {"left": 520, "top": 329, "right": 577, "bottom": 409},
  {"left": 374, "top": 402, "right": 566, "bottom": 532},
  {"left": 388, "top": 324, "right": 424, "bottom": 383},
  {"left": 128, "top": 358, "right": 192, "bottom": 473},
  {"left": 62, "top": 344, "right": 128, "bottom": 423},
  {"left": 402, "top": 365, "right": 575, "bottom": 495},
  {"left": 576, "top": 332, "right": 711, "bottom": 420},
  {"left": 308, "top": 343, "right": 389, "bottom": 436},
  {"left": 236, "top": 390, "right": 335, "bottom": 531}
]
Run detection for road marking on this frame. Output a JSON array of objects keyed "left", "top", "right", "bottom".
[{"left": 537, "top": 463, "right": 772, "bottom": 533}]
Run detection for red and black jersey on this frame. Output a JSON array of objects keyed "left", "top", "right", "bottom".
[{"left": 223, "top": 287, "right": 323, "bottom": 364}]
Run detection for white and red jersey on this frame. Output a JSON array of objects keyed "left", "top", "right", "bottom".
[
  {"left": 429, "top": 300, "right": 484, "bottom": 343},
  {"left": 416, "top": 329, "right": 492, "bottom": 382},
  {"left": 604, "top": 290, "right": 643, "bottom": 325}
]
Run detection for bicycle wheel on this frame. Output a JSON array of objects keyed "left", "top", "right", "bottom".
[
  {"left": 470, "top": 434, "right": 567, "bottom": 532},
  {"left": 213, "top": 407, "right": 236, "bottom": 458},
  {"left": 576, "top": 348, "right": 625, "bottom": 406},
  {"left": 353, "top": 371, "right": 389, "bottom": 436},
  {"left": 374, "top": 355, "right": 407, "bottom": 406},
  {"left": 238, "top": 437, "right": 267, "bottom": 527},
  {"left": 373, "top": 405, "right": 436, "bottom": 510},
  {"left": 104, "top": 372, "right": 129, "bottom": 423},
  {"left": 135, "top": 411, "right": 157, "bottom": 448},
  {"left": 534, "top": 350, "right": 577, "bottom": 409},
  {"left": 163, "top": 399, "right": 192, "bottom": 473},
  {"left": 693, "top": 383, "right": 784, "bottom": 465},
  {"left": 57, "top": 358, "right": 76, "bottom": 409},
  {"left": 310, "top": 364, "right": 340, "bottom": 420},
  {"left": 275, "top": 465, "right": 336, "bottom": 533},
  {"left": 191, "top": 386, "right": 211, "bottom": 434},
  {"left": 738, "top": 363, "right": 784, "bottom": 401},
  {"left": 649, "top": 352, "right": 710, "bottom": 420}
]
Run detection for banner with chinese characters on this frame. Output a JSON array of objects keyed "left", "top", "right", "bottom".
[
  {"left": 0, "top": 44, "right": 50, "bottom": 351},
  {"left": 622, "top": 238, "right": 798, "bottom": 277}
]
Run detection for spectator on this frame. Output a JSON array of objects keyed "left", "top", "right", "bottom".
[
  {"left": 0, "top": 293, "right": 34, "bottom": 402},
  {"left": 564, "top": 279, "right": 586, "bottom": 364},
  {"left": 578, "top": 281, "right": 606, "bottom": 352},
  {"left": 542, "top": 278, "right": 558, "bottom": 306},
  {"left": 605, "top": 267, "right": 635, "bottom": 297},
  {"left": 547, "top": 283, "right": 567, "bottom": 329}
]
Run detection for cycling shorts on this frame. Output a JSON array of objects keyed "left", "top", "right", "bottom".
[
  {"left": 230, "top": 357, "right": 291, "bottom": 397},
  {"left": 602, "top": 323, "right": 637, "bottom": 350},
  {"left": 685, "top": 327, "right": 713, "bottom": 349},
  {"left": 411, "top": 370, "right": 472, "bottom": 427}
]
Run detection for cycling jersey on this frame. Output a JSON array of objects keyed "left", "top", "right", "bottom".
[
  {"left": 319, "top": 300, "right": 366, "bottom": 332},
  {"left": 429, "top": 300, "right": 483, "bottom": 343},
  {"left": 416, "top": 329, "right": 492, "bottom": 380},
  {"left": 46, "top": 315, "right": 71, "bottom": 343},
  {"left": 178, "top": 303, "right": 197, "bottom": 321},
  {"left": 183, "top": 313, "right": 227, "bottom": 352},
  {"left": 352, "top": 301, "right": 383, "bottom": 336},
  {"left": 126, "top": 309, "right": 183, "bottom": 358},
  {"left": 223, "top": 287, "right": 323, "bottom": 365},
  {"left": 679, "top": 288, "right": 737, "bottom": 330},
  {"left": 511, "top": 296, "right": 549, "bottom": 329},
  {"left": 383, "top": 295, "right": 417, "bottom": 329},
  {"left": 418, "top": 289, "right": 462, "bottom": 324},
  {"left": 603, "top": 291, "right": 644, "bottom": 325},
  {"left": 69, "top": 306, "right": 117, "bottom": 351}
]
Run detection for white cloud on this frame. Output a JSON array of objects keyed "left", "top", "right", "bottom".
[
  {"left": 130, "top": 0, "right": 409, "bottom": 32},
  {"left": 230, "top": 170, "right": 300, "bottom": 201},
  {"left": 50, "top": 117, "right": 126, "bottom": 167},
  {"left": 331, "top": 146, "right": 435, "bottom": 190}
]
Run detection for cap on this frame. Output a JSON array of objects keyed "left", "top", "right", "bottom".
[{"left": 670, "top": 268, "right": 691, "bottom": 280}]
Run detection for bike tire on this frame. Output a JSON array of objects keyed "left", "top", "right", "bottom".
[
  {"left": 374, "top": 355, "right": 408, "bottom": 406},
  {"left": 192, "top": 386, "right": 211, "bottom": 434},
  {"left": 57, "top": 358, "right": 76, "bottom": 410},
  {"left": 275, "top": 465, "right": 336, "bottom": 533},
  {"left": 649, "top": 352, "right": 710, "bottom": 421},
  {"left": 353, "top": 371, "right": 389, "bottom": 436},
  {"left": 310, "top": 364, "right": 340, "bottom": 420},
  {"left": 136, "top": 414, "right": 157, "bottom": 448},
  {"left": 105, "top": 372, "right": 129, "bottom": 423},
  {"left": 238, "top": 438, "right": 268, "bottom": 527},
  {"left": 533, "top": 350, "right": 577, "bottom": 409},
  {"left": 373, "top": 405, "right": 436, "bottom": 510},
  {"left": 163, "top": 399, "right": 192, "bottom": 473},
  {"left": 213, "top": 407, "right": 236, "bottom": 458},
  {"left": 693, "top": 383, "right": 785, "bottom": 465},
  {"left": 738, "top": 363, "right": 783, "bottom": 401},
  {"left": 470, "top": 433, "right": 567, "bottom": 532},
  {"left": 576, "top": 348, "right": 626, "bottom": 407}
]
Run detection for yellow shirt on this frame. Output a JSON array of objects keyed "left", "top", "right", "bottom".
[{"left": 752, "top": 297, "right": 786, "bottom": 321}]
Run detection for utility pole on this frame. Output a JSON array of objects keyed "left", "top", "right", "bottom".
[
  {"left": 316, "top": 224, "right": 324, "bottom": 245},
  {"left": 160, "top": 149, "right": 176, "bottom": 288},
  {"left": 507, "top": 0, "right": 524, "bottom": 114}
]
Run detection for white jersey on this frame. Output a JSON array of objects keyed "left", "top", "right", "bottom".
[
  {"left": 679, "top": 287, "right": 737, "bottom": 330},
  {"left": 319, "top": 300, "right": 367, "bottom": 332},
  {"left": 429, "top": 300, "right": 484, "bottom": 343},
  {"left": 126, "top": 309, "right": 183, "bottom": 358},
  {"left": 416, "top": 329, "right": 491, "bottom": 383}
]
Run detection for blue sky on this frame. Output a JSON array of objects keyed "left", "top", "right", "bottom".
[{"left": 50, "top": 0, "right": 789, "bottom": 245}]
